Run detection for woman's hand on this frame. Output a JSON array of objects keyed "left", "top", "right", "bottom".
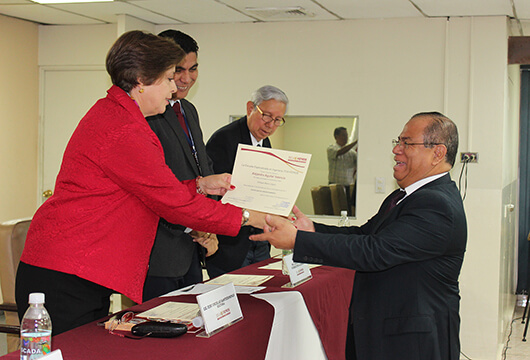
[
  {"left": 197, "top": 174, "right": 234, "bottom": 196},
  {"left": 190, "top": 231, "right": 219, "bottom": 257},
  {"left": 245, "top": 209, "right": 268, "bottom": 229}
]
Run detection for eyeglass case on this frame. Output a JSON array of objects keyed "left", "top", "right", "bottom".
[{"left": 131, "top": 321, "right": 187, "bottom": 338}]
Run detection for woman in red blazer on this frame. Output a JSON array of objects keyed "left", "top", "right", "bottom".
[{"left": 15, "top": 31, "right": 260, "bottom": 335}]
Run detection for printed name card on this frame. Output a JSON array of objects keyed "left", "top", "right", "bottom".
[
  {"left": 196, "top": 283, "right": 243, "bottom": 337},
  {"left": 283, "top": 253, "right": 312, "bottom": 287}
]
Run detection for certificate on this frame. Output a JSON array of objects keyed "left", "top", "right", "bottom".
[
  {"left": 221, "top": 144, "right": 311, "bottom": 216},
  {"left": 136, "top": 302, "right": 200, "bottom": 322},
  {"left": 205, "top": 274, "right": 273, "bottom": 287}
]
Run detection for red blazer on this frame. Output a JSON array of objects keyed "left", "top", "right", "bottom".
[{"left": 21, "top": 86, "right": 241, "bottom": 303}]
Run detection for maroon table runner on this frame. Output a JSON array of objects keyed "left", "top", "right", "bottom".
[
  {"left": 2, "top": 258, "right": 354, "bottom": 360},
  {"left": 233, "top": 258, "right": 355, "bottom": 360}
]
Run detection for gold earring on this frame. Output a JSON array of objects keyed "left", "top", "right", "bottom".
[{"left": 139, "top": 88, "right": 144, "bottom": 93}]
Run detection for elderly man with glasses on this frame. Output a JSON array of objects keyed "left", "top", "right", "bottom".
[
  {"left": 206, "top": 85, "right": 288, "bottom": 278},
  {"left": 251, "top": 112, "right": 467, "bottom": 360}
]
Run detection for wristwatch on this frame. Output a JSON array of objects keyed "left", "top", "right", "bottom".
[{"left": 241, "top": 208, "right": 250, "bottom": 226}]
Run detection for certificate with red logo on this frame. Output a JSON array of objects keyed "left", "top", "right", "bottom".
[{"left": 222, "top": 144, "right": 311, "bottom": 216}]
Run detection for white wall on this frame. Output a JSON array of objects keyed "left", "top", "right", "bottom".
[
  {"left": 158, "top": 18, "right": 449, "bottom": 221},
  {"left": 1, "top": 15, "right": 519, "bottom": 359}
]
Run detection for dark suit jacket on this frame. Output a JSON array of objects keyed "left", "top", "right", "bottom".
[
  {"left": 295, "top": 174, "right": 467, "bottom": 360},
  {"left": 145, "top": 99, "right": 214, "bottom": 278},
  {"left": 205, "top": 116, "right": 271, "bottom": 274}
]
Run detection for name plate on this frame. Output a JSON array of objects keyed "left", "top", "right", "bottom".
[
  {"left": 283, "top": 253, "right": 312, "bottom": 287},
  {"left": 196, "top": 283, "right": 243, "bottom": 337}
]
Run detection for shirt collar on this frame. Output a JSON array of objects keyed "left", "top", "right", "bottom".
[
  {"left": 250, "top": 132, "right": 263, "bottom": 147},
  {"left": 399, "top": 172, "right": 447, "bottom": 203}
]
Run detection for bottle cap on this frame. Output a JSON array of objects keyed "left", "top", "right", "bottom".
[
  {"left": 341, "top": 210, "right": 348, "bottom": 217},
  {"left": 28, "top": 292, "right": 45, "bottom": 304},
  {"left": 192, "top": 316, "right": 204, "bottom": 328}
]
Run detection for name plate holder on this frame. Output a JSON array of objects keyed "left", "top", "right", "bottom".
[
  {"left": 195, "top": 283, "right": 243, "bottom": 338},
  {"left": 281, "top": 253, "right": 313, "bottom": 288}
]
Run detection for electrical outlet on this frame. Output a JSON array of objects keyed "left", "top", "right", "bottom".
[
  {"left": 375, "top": 177, "right": 385, "bottom": 193},
  {"left": 460, "top": 152, "right": 478, "bottom": 163}
]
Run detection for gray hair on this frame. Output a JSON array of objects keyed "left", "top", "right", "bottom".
[
  {"left": 250, "top": 85, "right": 289, "bottom": 110},
  {"left": 411, "top": 111, "right": 459, "bottom": 167}
]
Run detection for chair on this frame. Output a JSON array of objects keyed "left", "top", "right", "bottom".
[
  {"left": 310, "top": 186, "right": 334, "bottom": 215},
  {"left": 349, "top": 181, "right": 357, "bottom": 217},
  {"left": 0, "top": 218, "right": 31, "bottom": 352},
  {"left": 329, "top": 184, "right": 349, "bottom": 216}
]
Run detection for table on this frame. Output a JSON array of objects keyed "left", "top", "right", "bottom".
[{"left": 2, "top": 258, "right": 354, "bottom": 360}]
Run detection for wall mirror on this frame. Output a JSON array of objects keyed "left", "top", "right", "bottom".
[{"left": 229, "top": 115, "right": 359, "bottom": 219}]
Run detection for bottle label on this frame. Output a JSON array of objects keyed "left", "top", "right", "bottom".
[{"left": 20, "top": 332, "right": 52, "bottom": 360}]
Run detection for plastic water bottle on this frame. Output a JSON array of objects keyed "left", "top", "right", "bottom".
[
  {"left": 282, "top": 249, "right": 293, "bottom": 275},
  {"left": 20, "top": 293, "right": 52, "bottom": 360},
  {"left": 338, "top": 210, "right": 350, "bottom": 227}
]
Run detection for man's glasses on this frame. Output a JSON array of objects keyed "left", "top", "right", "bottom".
[
  {"left": 392, "top": 138, "right": 444, "bottom": 149},
  {"left": 255, "top": 105, "right": 285, "bottom": 127}
]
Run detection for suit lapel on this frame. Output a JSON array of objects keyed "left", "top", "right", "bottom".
[
  {"left": 162, "top": 104, "right": 201, "bottom": 176},
  {"left": 371, "top": 174, "right": 452, "bottom": 232},
  {"left": 238, "top": 116, "right": 253, "bottom": 145},
  {"left": 372, "top": 189, "right": 403, "bottom": 232},
  {"left": 181, "top": 100, "right": 210, "bottom": 176}
]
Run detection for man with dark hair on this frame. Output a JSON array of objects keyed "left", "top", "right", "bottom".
[
  {"left": 143, "top": 30, "right": 216, "bottom": 301},
  {"left": 328, "top": 126, "right": 358, "bottom": 215},
  {"left": 251, "top": 112, "right": 467, "bottom": 360}
]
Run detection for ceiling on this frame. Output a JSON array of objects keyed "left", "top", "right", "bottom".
[{"left": 0, "top": 0, "right": 528, "bottom": 28}]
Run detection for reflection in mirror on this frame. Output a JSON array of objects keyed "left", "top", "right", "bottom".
[
  {"left": 270, "top": 116, "right": 358, "bottom": 218},
  {"left": 227, "top": 115, "right": 358, "bottom": 219}
]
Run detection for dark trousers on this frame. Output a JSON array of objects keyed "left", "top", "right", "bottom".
[
  {"left": 15, "top": 261, "right": 113, "bottom": 336},
  {"left": 345, "top": 322, "right": 357, "bottom": 360},
  {"left": 142, "top": 245, "right": 203, "bottom": 302},
  {"left": 207, "top": 241, "right": 271, "bottom": 279},
  {"left": 240, "top": 241, "right": 270, "bottom": 267}
]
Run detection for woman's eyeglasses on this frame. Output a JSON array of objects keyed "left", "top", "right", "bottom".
[{"left": 107, "top": 311, "right": 152, "bottom": 340}]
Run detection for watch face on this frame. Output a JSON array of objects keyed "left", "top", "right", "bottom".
[{"left": 243, "top": 210, "right": 250, "bottom": 219}]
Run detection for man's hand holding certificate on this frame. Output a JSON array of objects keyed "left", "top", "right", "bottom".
[{"left": 222, "top": 144, "right": 311, "bottom": 216}]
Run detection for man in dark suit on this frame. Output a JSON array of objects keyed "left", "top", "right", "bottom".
[
  {"left": 205, "top": 85, "right": 289, "bottom": 278},
  {"left": 251, "top": 112, "right": 467, "bottom": 360},
  {"left": 143, "top": 30, "right": 217, "bottom": 301}
]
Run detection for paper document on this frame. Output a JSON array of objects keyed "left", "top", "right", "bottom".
[
  {"left": 221, "top": 144, "right": 311, "bottom": 216},
  {"left": 206, "top": 274, "right": 273, "bottom": 287},
  {"left": 162, "top": 283, "right": 265, "bottom": 296},
  {"left": 137, "top": 302, "right": 199, "bottom": 322},
  {"left": 259, "top": 260, "right": 322, "bottom": 271}
]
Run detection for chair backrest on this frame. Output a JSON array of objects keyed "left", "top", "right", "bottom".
[
  {"left": 0, "top": 218, "right": 31, "bottom": 350},
  {"left": 311, "top": 186, "right": 334, "bottom": 215},
  {"left": 329, "top": 184, "right": 349, "bottom": 216},
  {"left": 0, "top": 218, "right": 31, "bottom": 306}
]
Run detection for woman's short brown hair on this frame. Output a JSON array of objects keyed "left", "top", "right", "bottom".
[{"left": 106, "top": 30, "right": 185, "bottom": 93}]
